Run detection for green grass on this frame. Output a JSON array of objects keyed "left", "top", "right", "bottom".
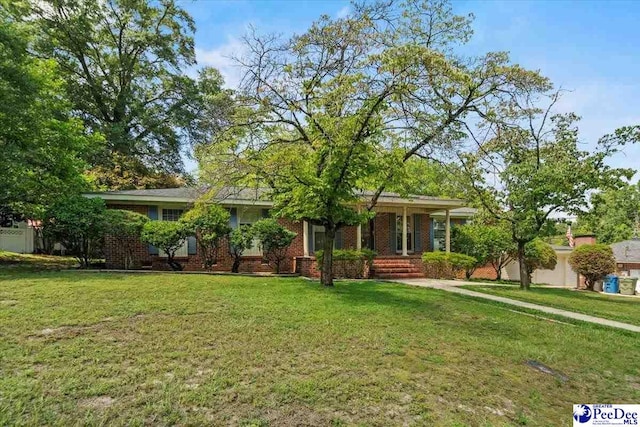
[
  {"left": 1, "top": 270, "right": 639, "bottom": 426},
  {"left": 461, "top": 285, "right": 640, "bottom": 326},
  {"left": 0, "top": 250, "right": 78, "bottom": 271}
]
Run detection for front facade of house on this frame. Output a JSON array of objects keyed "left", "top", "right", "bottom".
[{"left": 86, "top": 187, "right": 473, "bottom": 278}]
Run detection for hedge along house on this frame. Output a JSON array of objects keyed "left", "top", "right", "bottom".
[{"left": 85, "top": 187, "right": 472, "bottom": 278}]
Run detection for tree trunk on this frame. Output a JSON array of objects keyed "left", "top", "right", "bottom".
[
  {"left": 495, "top": 258, "right": 503, "bottom": 281},
  {"left": 517, "top": 242, "right": 530, "bottom": 290},
  {"left": 231, "top": 256, "right": 240, "bottom": 273},
  {"left": 320, "top": 226, "right": 337, "bottom": 287}
]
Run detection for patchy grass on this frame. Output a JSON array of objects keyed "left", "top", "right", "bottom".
[
  {"left": 0, "top": 271, "right": 638, "bottom": 426},
  {"left": 462, "top": 285, "right": 640, "bottom": 326},
  {"left": 0, "top": 250, "right": 78, "bottom": 270}
]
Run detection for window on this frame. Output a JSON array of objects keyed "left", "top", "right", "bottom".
[
  {"left": 432, "top": 219, "right": 446, "bottom": 251},
  {"left": 238, "top": 208, "right": 263, "bottom": 256},
  {"left": 312, "top": 225, "right": 343, "bottom": 252},
  {"left": 313, "top": 225, "right": 326, "bottom": 252},
  {"left": 162, "top": 209, "right": 184, "bottom": 222}
]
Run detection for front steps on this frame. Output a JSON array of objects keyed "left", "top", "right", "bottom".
[{"left": 371, "top": 258, "right": 424, "bottom": 279}]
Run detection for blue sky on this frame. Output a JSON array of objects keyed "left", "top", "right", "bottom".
[{"left": 180, "top": 0, "right": 640, "bottom": 172}]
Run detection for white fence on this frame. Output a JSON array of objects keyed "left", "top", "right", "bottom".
[{"left": 0, "top": 227, "right": 35, "bottom": 254}]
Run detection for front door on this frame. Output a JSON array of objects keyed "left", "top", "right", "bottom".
[{"left": 396, "top": 214, "right": 413, "bottom": 253}]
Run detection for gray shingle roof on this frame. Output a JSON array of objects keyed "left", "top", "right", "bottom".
[
  {"left": 611, "top": 239, "right": 640, "bottom": 263},
  {"left": 88, "top": 186, "right": 466, "bottom": 205}
]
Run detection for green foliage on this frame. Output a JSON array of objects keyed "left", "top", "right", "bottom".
[
  {"left": 452, "top": 222, "right": 516, "bottom": 279},
  {"left": 104, "top": 209, "right": 148, "bottom": 269},
  {"left": 43, "top": 196, "right": 107, "bottom": 267},
  {"left": 389, "top": 159, "right": 467, "bottom": 199},
  {"left": 315, "top": 249, "right": 377, "bottom": 268},
  {"left": 315, "top": 249, "right": 377, "bottom": 279},
  {"left": 577, "top": 183, "right": 640, "bottom": 244},
  {"left": 252, "top": 219, "right": 297, "bottom": 273},
  {"left": 0, "top": 9, "right": 99, "bottom": 217},
  {"left": 522, "top": 239, "right": 557, "bottom": 277},
  {"left": 462, "top": 104, "right": 636, "bottom": 288},
  {"left": 141, "top": 221, "right": 190, "bottom": 271},
  {"left": 568, "top": 244, "right": 616, "bottom": 290},
  {"left": 25, "top": 0, "right": 231, "bottom": 189},
  {"left": 228, "top": 225, "right": 255, "bottom": 273},
  {"left": 422, "top": 252, "right": 477, "bottom": 279},
  {"left": 202, "top": 0, "right": 549, "bottom": 286},
  {"left": 181, "top": 203, "right": 231, "bottom": 269}
]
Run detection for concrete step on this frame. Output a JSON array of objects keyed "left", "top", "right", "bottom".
[
  {"left": 375, "top": 272, "right": 424, "bottom": 279},
  {"left": 372, "top": 267, "right": 421, "bottom": 273}
]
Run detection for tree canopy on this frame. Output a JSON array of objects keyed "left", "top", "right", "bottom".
[
  {"left": 26, "top": 0, "right": 231, "bottom": 189},
  {"left": 0, "top": 8, "right": 99, "bottom": 218},
  {"left": 199, "top": 0, "right": 549, "bottom": 285},
  {"left": 459, "top": 94, "right": 637, "bottom": 289}
]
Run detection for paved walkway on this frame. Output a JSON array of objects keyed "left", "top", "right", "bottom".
[{"left": 391, "top": 278, "right": 640, "bottom": 333}]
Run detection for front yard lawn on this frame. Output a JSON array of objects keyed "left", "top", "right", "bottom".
[
  {"left": 0, "top": 250, "right": 78, "bottom": 271},
  {"left": 1, "top": 271, "right": 639, "bottom": 426},
  {"left": 461, "top": 285, "right": 640, "bottom": 327}
]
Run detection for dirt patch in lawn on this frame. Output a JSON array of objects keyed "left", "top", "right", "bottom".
[{"left": 78, "top": 396, "right": 115, "bottom": 409}]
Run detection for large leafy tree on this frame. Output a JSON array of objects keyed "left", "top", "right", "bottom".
[
  {"left": 26, "top": 0, "right": 230, "bottom": 189},
  {"left": 459, "top": 94, "right": 637, "bottom": 289},
  {"left": 577, "top": 183, "right": 640, "bottom": 244},
  {"left": 0, "top": 7, "right": 98, "bottom": 218},
  {"left": 199, "top": 0, "right": 548, "bottom": 286}
]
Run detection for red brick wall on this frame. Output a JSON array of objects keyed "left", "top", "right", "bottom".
[
  {"left": 104, "top": 204, "right": 304, "bottom": 273},
  {"left": 104, "top": 204, "right": 153, "bottom": 269}
]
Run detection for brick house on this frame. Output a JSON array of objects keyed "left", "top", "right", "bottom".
[{"left": 85, "top": 187, "right": 474, "bottom": 278}]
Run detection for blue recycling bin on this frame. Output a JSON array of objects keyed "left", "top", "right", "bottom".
[{"left": 603, "top": 275, "right": 619, "bottom": 294}]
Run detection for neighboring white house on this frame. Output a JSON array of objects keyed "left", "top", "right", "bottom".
[
  {"left": 503, "top": 245, "right": 577, "bottom": 287},
  {"left": 0, "top": 220, "right": 36, "bottom": 254}
]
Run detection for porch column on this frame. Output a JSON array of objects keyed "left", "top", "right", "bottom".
[
  {"left": 445, "top": 209, "right": 451, "bottom": 253},
  {"left": 303, "top": 220, "right": 309, "bottom": 257},
  {"left": 402, "top": 206, "right": 408, "bottom": 256}
]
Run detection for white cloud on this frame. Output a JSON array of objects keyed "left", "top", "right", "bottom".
[
  {"left": 336, "top": 5, "right": 350, "bottom": 19},
  {"left": 195, "top": 37, "right": 246, "bottom": 89}
]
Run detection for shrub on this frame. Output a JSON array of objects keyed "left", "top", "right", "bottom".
[
  {"left": 315, "top": 249, "right": 377, "bottom": 278},
  {"left": 43, "top": 196, "right": 107, "bottom": 268},
  {"left": 141, "top": 221, "right": 190, "bottom": 271},
  {"left": 522, "top": 239, "right": 557, "bottom": 278},
  {"left": 181, "top": 203, "right": 231, "bottom": 270},
  {"left": 228, "top": 225, "right": 254, "bottom": 273},
  {"left": 104, "top": 209, "right": 148, "bottom": 269},
  {"left": 568, "top": 244, "right": 616, "bottom": 290},
  {"left": 421, "top": 251, "right": 477, "bottom": 279},
  {"left": 452, "top": 222, "right": 516, "bottom": 279},
  {"left": 252, "top": 218, "right": 297, "bottom": 273}
]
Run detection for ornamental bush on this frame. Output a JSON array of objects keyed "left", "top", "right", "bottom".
[
  {"left": 522, "top": 239, "right": 557, "bottom": 278},
  {"left": 252, "top": 218, "right": 297, "bottom": 273},
  {"left": 421, "top": 251, "right": 477, "bottom": 279},
  {"left": 228, "top": 225, "right": 255, "bottom": 273},
  {"left": 43, "top": 196, "right": 107, "bottom": 268},
  {"left": 315, "top": 249, "right": 377, "bottom": 278},
  {"left": 104, "top": 209, "right": 148, "bottom": 269},
  {"left": 568, "top": 244, "right": 616, "bottom": 291},
  {"left": 141, "top": 221, "right": 190, "bottom": 271},
  {"left": 181, "top": 203, "right": 231, "bottom": 270}
]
